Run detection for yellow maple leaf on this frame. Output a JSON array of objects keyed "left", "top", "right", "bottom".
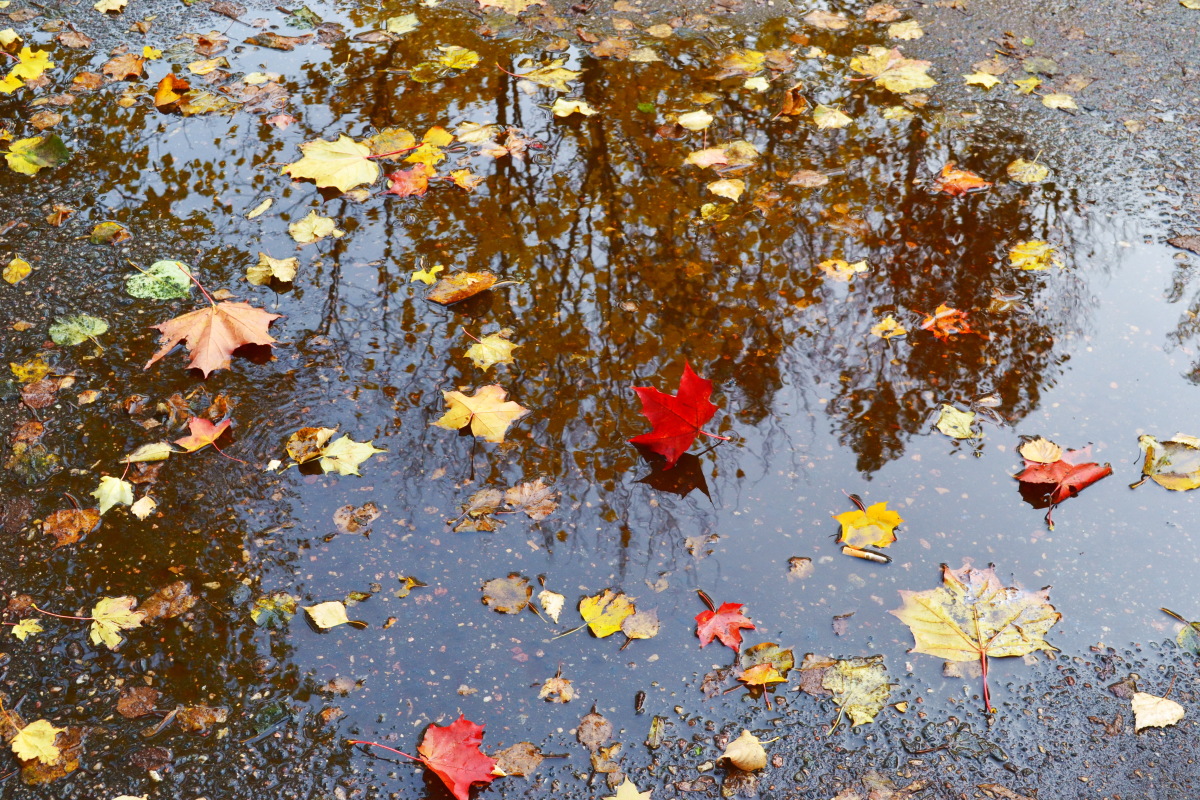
[
  {"left": 10, "top": 47, "right": 54, "bottom": 81},
  {"left": 578, "top": 589, "right": 636, "bottom": 637},
  {"left": 11, "top": 618, "right": 43, "bottom": 640},
  {"left": 935, "top": 404, "right": 979, "bottom": 439},
  {"left": 963, "top": 71, "right": 1000, "bottom": 89},
  {"left": 282, "top": 134, "right": 379, "bottom": 193},
  {"left": 0, "top": 72, "right": 23, "bottom": 94},
  {"left": 812, "top": 104, "right": 852, "bottom": 129},
  {"left": 514, "top": 59, "right": 580, "bottom": 92},
  {"left": 436, "top": 45, "right": 480, "bottom": 70},
  {"left": 317, "top": 435, "right": 385, "bottom": 475},
  {"left": 1009, "top": 240, "right": 1063, "bottom": 270},
  {"left": 833, "top": 501, "right": 903, "bottom": 548},
  {"left": 604, "top": 778, "right": 653, "bottom": 800},
  {"left": 870, "top": 315, "right": 907, "bottom": 339},
  {"left": 433, "top": 384, "right": 529, "bottom": 442},
  {"left": 1013, "top": 76, "right": 1040, "bottom": 94},
  {"left": 404, "top": 126, "right": 454, "bottom": 168},
  {"left": 288, "top": 210, "right": 345, "bottom": 243},
  {"left": 11, "top": 719, "right": 65, "bottom": 764},
  {"left": 849, "top": 46, "right": 936, "bottom": 93},
  {"left": 466, "top": 332, "right": 519, "bottom": 371},
  {"left": 89, "top": 596, "right": 145, "bottom": 650}
]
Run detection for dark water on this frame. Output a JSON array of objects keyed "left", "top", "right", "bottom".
[{"left": 1, "top": 0, "right": 1199, "bottom": 797}]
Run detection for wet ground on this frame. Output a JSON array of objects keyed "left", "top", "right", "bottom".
[{"left": 1, "top": 0, "right": 1199, "bottom": 797}]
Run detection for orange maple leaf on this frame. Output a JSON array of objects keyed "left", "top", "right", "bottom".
[
  {"left": 174, "top": 417, "right": 232, "bottom": 453},
  {"left": 931, "top": 162, "right": 992, "bottom": 196},
  {"left": 144, "top": 301, "right": 282, "bottom": 377},
  {"left": 919, "top": 303, "right": 982, "bottom": 341}
]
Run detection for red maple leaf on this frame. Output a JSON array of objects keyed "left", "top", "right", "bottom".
[
  {"left": 629, "top": 361, "right": 728, "bottom": 469},
  {"left": 174, "top": 417, "right": 232, "bottom": 453},
  {"left": 384, "top": 165, "right": 432, "bottom": 197},
  {"left": 1015, "top": 443, "right": 1112, "bottom": 529},
  {"left": 919, "top": 303, "right": 981, "bottom": 342},
  {"left": 696, "top": 602, "right": 755, "bottom": 652},
  {"left": 416, "top": 715, "right": 498, "bottom": 800}
]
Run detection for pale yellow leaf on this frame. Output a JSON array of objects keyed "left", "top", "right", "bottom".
[
  {"left": 90, "top": 596, "right": 145, "bottom": 649},
  {"left": 11, "top": 719, "right": 64, "bottom": 764},
  {"left": 1132, "top": 692, "right": 1185, "bottom": 731},
  {"left": 289, "top": 211, "right": 345, "bottom": 244}
]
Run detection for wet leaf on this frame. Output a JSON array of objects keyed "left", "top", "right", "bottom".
[
  {"left": 384, "top": 164, "right": 432, "bottom": 197},
  {"left": 126, "top": 260, "right": 192, "bottom": 299},
  {"left": 931, "top": 162, "right": 992, "bottom": 195},
  {"left": 864, "top": 3, "right": 902, "bottom": 21},
  {"left": 11, "top": 720, "right": 64, "bottom": 764},
  {"left": 812, "top": 104, "right": 852, "bottom": 129},
  {"left": 513, "top": 60, "right": 580, "bottom": 92},
  {"left": 822, "top": 656, "right": 892, "bottom": 729},
  {"left": 90, "top": 222, "right": 131, "bottom": 244},
  {"left": 247, "top": 253, "right": 298, "bottom": 285},
  {"left": 1132, "top": 692, "right": 1185, "bottom": 731},
  {"left": 935, "top": 404, "right": 980, "bottom": 439},
  {"left": 621, "top": 609, "right": 660, "bottom": 642},
  {"left": 43, "top": 508, "right": 100, "bottom": 547},
  {"left": 93, "top": 476, "right": 133, "bottom": 515},
  {"left": 303, "top": 600, "right": 352, "bottom": 629},
  {"left": 288, "top": 210, "right": 345, "bottom": 243},
  {"left": 251, "top": 591, "right": 297, "bottom": 628},
  {"left": 4, "top": 257, "right": 30, "bottom": 284},
  {"left": 174, "top": 417, "right": 231, "bottom": 452},
  {"left": 819, "top": 258, "right": 868, "bottom": 281},
  {"left": 892, "top": 563, "right": 1059, "bottom": 708},
  {"left": 286, "top": 426, "right": 337, "bottom": 464},
  {"left": 477, "top": 0, "right": 544, "bottom": 12},
  {"left": 5, "top": 133, "right": 70, "bottom": 175},
  {"left": 117, "top": 687, "right": 161, "bottom": 719},
  {"left": 11, "top": 618, "right": 43, "bottom": 640},
  {"left": 1041, "top": 92, "right": 1077, "bottom": 110},
  {"left": 538, "top": 589, "right": 564, "bottom": 622},
  {"left": 888, "top": 19, "right": 923, "bottom": 39},
  {"left": 677, "top": 110, "right": 713, "bottom": 131},
  {"left": 334, "top": 501, "right": 380, "bottom": 534},
  {"left": 1018, "top": 436, "right": 1063, "bottom": 464},
  {"left": 538, "top": 674, "right": 574, "bottom": 702},
  {"left": 739, "top": 642, "right": 795, "bottom": 690},
  {"left": 437, "top": 45, "right": 480, "bottom": 70},
  {"left": 605, "top": 778, "right": 652, "bottom": 800},
  {"left": 850, "top": 46, "right": 937, "bottom": 93},
  {"left": 140, "top": 581, "right": 197, "bottom": 622},
  {"left": 964, "top": 71, "right": 1000, "bottom": 89},
  {"left": 805, "top": 9, "right": 849, "bottom": 29},
  {"left": 696, "top": 601, "right": 755, "bottom": 651},
  {"left": 466, "top": 331, "right": 519, "bottom": 371},
  {"left": 713, "top": 48, "right": 764, "bottom": 79},
  {"left": 504, "top": 478, "right": 558, "bottom": 520},
  {"left": 482, "top": 574, "right": 532, "bottom": 613},
  {"left": 427, "top": 271, "right": 498, "bottom": 304},
  {"left": 90, "top": 595, "right": 145, "bottom": 649},
  {"left": 919, "top": 304, "right": 977, "bottom": 341},
  {"left": 579, "top": 589, "right": 636, "bottom": 637},
  {"left": 434, "top": 385, "right": 529, "bottom": 443},
  {"left": 720, "top": 730, "right": 766, "bottom": 772},
  {"left": 386, "top": 13, "right": 419, "bottom": 33},
  {"left": 49, "top": 314, "right": 108, "bottom": 346},
  {"left": 144, "top": 301, "right": 281, "bottom": 377},
  {"left": 577, "top": 709, "right": 612, "bottom": 751},
  {"left": 834, "top": 501, "right": 903, "bottom": 548},
  {"left": 317, "top": 435, "right": 385, "bottom": 475},
  {"left": 411, "top": 263, "right": 445, "bottom": 284},
  {"left": 1009, "top": 240, "right": 1063, "bottom": 271},
  {"left": 628, "top": 361, "right": 723, "bottom": 469},
  {"left": 870, "top": 315, "right": 907, "bottom": 339},
  {"left": 417, "top": 715, "right": 498, "bottom": 800},
  {"left": 175, "top": 704, "right": 229, "bottom": 732},
  {"left": 788, "top": 169, "right": 828, "bottom": 187},
  {"left": 1135, "top": 434, "right": 1200, "bottom": 491},
  {"left": 130, "top": 496, "right": 156, "bottom": 520},
  {"left": 708, "top": 179, "right": 744, "bottom": 201},
  {"left": 493, "top": 742, "right": 543, "bottom": 776},
  {"left": 1016, "top": 438, "right": 1112, "bottom": 528},
  {"left": 1006, "top": 158, "right": 1050, "bottom": 183}
]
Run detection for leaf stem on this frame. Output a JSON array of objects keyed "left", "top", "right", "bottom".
[
  {"left": 695, "top": 589, "right": 716, "bottom": 613},
  {"left": 30, "top": 603, "right": 92, "bottom": 622},
  {"left": 347, "top": 739, "right": 423, "bottom": 762},
  {"left": 367, "top": 144, "right": 421, "bottom": 160}
]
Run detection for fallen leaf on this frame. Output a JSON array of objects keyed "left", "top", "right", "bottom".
[
  {"left": 318, "top": 435, "right": 385, "bottom": 475},
  {"left": 1134, "top": 434, "right": 1200, "bottom": 491},
  {"left": 144, "top": 301, "right": 281, "bottom": 377},
  {"left": 805, "top": 9, "right": 849, "bottom": 29},
  {"left": 931, "top": 162, "right": 992, "bottom": 195},
  {"left": 42, "top": 508, "right": 100, "bottom": 547},
  {"left": 434, "top": 385, "right": 529, "bottom": 443},
  {"left": 812, "top": 104, "right": 852, "bottom": 129},
  {"left": 122, "top": 442, "right": 176, "bottom": 463},
  {"left": 101, "top": 53, "right": 145, "bottom": 80},
  {"left": 411, "top": 263, "right": 445, "bottom": 284},
  {"left": 117, "top": 687, "right": 161, "bottom": 719},
  {"left": 466, "top": 331, "right": 519, "bottom": 371},
  {"left": 174, "top": 705, "right": 228, "bottom": 732},
  {"left": 1009, "top": 240, "right": 1063, "bottom": 270},
  {"left": 10, "top": 720, "right": 64, "bottom": 764},
  {"left": 90, "top": 595, "right": 145, "bottom": 649},
  {"left": 849, "top": 46, "right": 937, "bottom": 93},
  {"left": 579, "top": 589, "right": 636, "bottom": 637},
  {"left": 677, "top": 110, "right": 713, "bottom": 131},
  {"left": 1006, "top": 158, "right": 1050, "bottom": 183},
  {"left": 513, "top": 61, "right": 580, "bottom": 92},
  {"left": 1132, "top": 692, "right": 1185, "bottom": 731},
  {"left": 493, "top": 742, "right": 544, "bottom": 776},
  {"left": 892, "top": 563, "right": 1060, "bottom": 710},
  {"left": 919, "top": 304, "right": 978, "bottom": 341},
  {"left": 93, "top": 476, "right": 133, "bottom": 515},
  {"left": 870, "top": 316, "right": 907, "bottom": 339},
  {"left": 738, "top": 642, "right": 794, "bottom": 700},
  {"left": 251, "top": 591, "right": 297, "bottom": 628},
  {"left": 384, "top": 164, "right": 432, "bottom": 197},
  {"left": 722, "top": 730, "right": 766, "bottom": 771},
  {"left": 303, "top": 600, "right": 352, "bottom": 629},
  {"left": 964, "top": 71, "right": 1000, "bottom": 89},
  {"left": 247, "top": 253, "right": 298, "bottom": 285},
  {"left": 788, "top": 169, "right": 828, "bottom": 187},
  {"left": 538, "top": 589, "right": 564, "bottom": 622},
  {"left": 288, "top": 210, "right": 345, "bottom": 243},
  {"left": 888, "top": 19, "right": 923, "bottom": 39},
  {"left": 333, "top": 502, "right": 380, "bottom": 534},
  {"left": 1015, "top": 438, "right": 1112, "bottom": 528},
  {"left": 621, "top": 609, "right": 660, "bottom": 643},
  {"left": 822, "top": 656, "right": 892, "bottom": 729},
  {"left": 935, "top": 404, "right": 980, "bottom": 439},
  {"left": 577, "top": 709, "right": 611, "bottom": 752},
  {"left": 127, "top": 260, "right": 193, "bottom": 299},
  {"left": 1013, "top": 76, "right": 1041, "bottom": 94},
  {"left": 427, "top": 271, "right": 499, "bottom": 304},
  {"left": 4, "top": 257, "right": 30, "bottom": 284},
  {"left": 49, "top": 314, "right": 108, "bottom": 346},
  {"left": 696, "top": 601, "right": 755, "bottom": 651},
  {"left": 551, "top": 98, "right": 597, "bottom": 117},
  {"left": 834, "top": 501, "right": 903, "bottom": 548},
  {"left": 713, "top": 48, "right": 765, "bottom": 79},
  {"left": 130, "top": 496, "right": 157, "bottom": 520},
  {"left": 477, "top": 0, "right": 544, "bottom": 12},
  {"left": 174, "top": 417, "right": 231, "bottom": 453},
  {"left": 707, "top": 178, "right": 744, "bottom": 201},
  {"left": 538, "top": 674, "right": 575, "bottom": 702},
  {"left": 481, "top": 574, "right": 532, "bottom": 613},
  {"left": 628, "top": 361, "right": 724, "bottom": 469},
  {"left": 1041, "top": 92, "right": 1077, "bottom": 110},
  {"left": 819, "top": 258, "right": 868, "bottom": 281},
  {"left": 504, "top": 478, "right": 557, "bottom": 520},
  {"left": 90, "top": 222, "right": 131, "bottom": 244},
  {"left": 11, "top": 618, "right": 42, "bottom": 640},
  {"left": 417, "top": 715, "right": 498, "bottom": 800},
  {"left": 140, "top": 581, "right": 197, "bottom": 622},
  {"left": 245, "top": 32, "right": 311, "bottom": 50},
  {"left": 864, "top": 3, "right": 902, "bottom": 21},
  {"left": 605, "top": 778, "right": 652, "bottom": 800}
]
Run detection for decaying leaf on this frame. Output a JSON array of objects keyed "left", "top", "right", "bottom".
[
  {"left": 818, "top": 258, "right": 868, "bottom": 281},
  {"left": 434, "top": 385, "right": 529, "bottom": 443},
  {"left": 251, "top": 591, "right": 297, "bottom": 628},
  {"left": 834, "top": 501, "right": 903, "bottom": 548},
  {"left": 892, "top": 562, "right": 1059, "bottom": 710},
  {"left": 579, "top": 589, "right": 636, "bottom": 637},
  {"left": 504, "top": 478, "right": 558, "bottom": 520},
  {"left": 144, "top": 301, "right": 282, "bottom": 377},
  {"left": 849, "top": 46, "right": 937, "bottom": 94},
  {"left": 482, "top": 573, "right": 532, "bottom": 613},
  {"left": 1134, "top": 434, "right": 1200, "bottom": 491},
  {"left": 43, "top": 508, "right": 100, "bottom": 547},
  {"left": 1009, "top": 240, "right": 1063, "bottom": 271},
  {"left": 1006, "top": 158, "right": 1050, "bottom": 183},
  {"left": 139, "top": 581, "right": 197, "bottom": 622},
  {"left": 621, "top": 609, "right": 660, "bottom": 644},
  {"left": 538, "top": 672, "right": 575, "bottom": 703},
  {"left": 931, "top": 163, "right": 992, "bottom": 196},
  {"left": 427, "top": 271, "right": 499, "bottom": 304},
  {"left": 920, "top": 304, "right": 978, "bottom": 341},
  {"left": 49, "top": 314, "right": 108, "bottom": 346},
  {"left": 334, "top": 502, "right": 381, "bottom": 534},
  {"left": 738, "top": 642, "right": 794, "bottom": 701},
  {"left": 90, "top": 595, "right": 146, "bottom": 649},
  {"left": 1132, "top": 692, "right": 1185, "bottom": 732},
  {"left": 117, "top": 686, "right": 161, "bottom": 719},
  {"left": 174, "top": 704, "right": 229, "bottom": 733},
  {"left": 538, "top": 589, "right": 564, "bottom": 622},
  {"left": 822, "top": 656, "right": 892, "bottom": 729},
  {"left": 870, "top": 316, "right": 907, "bottom": 339},
  {"left": 935, "top": 404, "right": 980, "bottom": 439},
  {"left": 493, "top": 742, "right": 543, "bottom": 777},
  {"left": 721, "top": 730, "right": 766, "bottom": 771},
  {"left": 126, "top": 260, "right": 192, "bottom": 300}
]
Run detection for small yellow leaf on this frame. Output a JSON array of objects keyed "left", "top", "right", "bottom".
[
  {"left": 722, "top": 730, "right": 767, "bottom": 771},
  {"left": 578, "top": 589, "right": 636, "bottom": 638},
  {"left": 11, "top": 618, "right": 43, "bottom": 640},
  {"left": 433, "top": 384, "right": 529, "bottom": 443},
  {"left": 834, "top": 501, "right": 903, "bottom": 548},
  {"left": 1009, "top": 240, "right": 1063, "bottom": 271},
  {"left": 677, "top": 110, "right": 713, "bottom": 130},
  {"left": 247, "top": 252, "right": 298, "bottom": 284},
  {"left": 964, "top": 71, "right": 1000, "bottom": 89},
  {"left": 812, "top": 104, "right": 852, "bottom": 129},
  {"left": 551, "top": 98, "right": 598, "bottom": 117},
  {"left": 10, "top": 356, "right": 51, "bottom": 383},
  {"left": 121, "top": 442, "right": 176, "bottom": 463},
  {"left": 130, "top": 496, "right": 157, "bottom": 520},
  {"left": 142, "top": 46, "right": 162, "bottom": 59},
  {"left": 89, "top": 596, "right": 145, "bottom": 650},
  {"left": 4, "top": 257, "right": 31, "bottom": 284},
  {"left": 604, "top": 778, "right": 652, "bottom": 800},
  {"left": 1006, "top": 158, "right": 1050, "bottom": 183},
  {"left": 92, "top": 475, "right": 133, "bottom": 515},
  {"left": 707, "top": 178, "right": 745, "bottom": 201},
  {"left": 1013, "top": 76, "right": 1041, "bottom": 94},
  {"left": 1042, "top": 92, "right": 1077, "bottom": 110},
  {"left": 870, "top": 315, "right": 907, "bottom": 339},
  {"left": 1018, "top": 436, "right": 1063, "bottom": 464},
  {"left": 887, "top": 19, "right": 923, "bottom": 39},
  {"left": 411, "top": 263, "right": 445, "bottom": 284},
  {"left": 188, "top": 57, "right": 229, "bottom": 74},
  {"left": 93, "top": 0, "right": 128, "bottom": 12},
  {"left": 288, "top": 210, "right": 345, "bottom": 244},
  {"left": 318, "top": 435, "right": 385, "bottom": 476},
  {"left": 304, "top": 600, "right": 352, "bottom": 629},
  {"left": 819, "top": 258, "right": 868, "bottom": 281},
  {"left": 466, "top": 332, "right": 519, "bottom": 371},
  {"left": 935, "top": 404, "right": 980, "bottom": 439},
  {"left": 11, "top": 719, "right": 64, "bottom": 764}
]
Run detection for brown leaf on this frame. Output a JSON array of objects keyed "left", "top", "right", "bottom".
[
  {"left": 19, "top": 725, "right": 84, "bottom": 785},
  {"left": 426, "top": 271, "right": 499, "bottom": 305},
  {"left": 481, "top": 573, "right": 531, "bottom": 613},
  {"left": 333, "top": 502, "right": 381, "bottom": 534},
  {"left": 21, "top": 378, "right": 59, "bottom": 410},
  {"left": 503, "top": 479, "right": 558, "bottom": 520},
  {"left": 42, "top": 508, "right": 100, "bottom": 548},
  {"left": 577, "top": 709, "right": 611, "bottom": 752},
  {"left": 173, "top": 704, "right": 228, "bottom": 733},
  {"left": 140, "top": 581, "right": 197, "bottom": 623},
  {"left": 492, "top": 742, "right": 544, "bottom": 777},
  {"left": 101, "top": 53, "right": 146, "bottom": 80},
  {"left": 144, "top": 301, "right": 282, "bottom": 377},
  {"left": 244, "top": 32, "right": 312, "bottom": 50},
  {"left": 57, "top": 31, "right": 94, "bottom": 48},
  {"left": 209, "top": 0, "right": 245, "bottom": 17},
  {"left": 128, "top": 745, "right": 172, "bottom": 771},
  {"left": 1168, "top": 235, "right": 1200, "bottom": 255},
  {"left": 117, "top": 686, "right": 161, "bottom": 719}
]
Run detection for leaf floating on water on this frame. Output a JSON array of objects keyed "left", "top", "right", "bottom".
[
  {"left": 426, "top": 271, "right": 499, "bottom": 304},
  {"left": 537, "top": 589, "right": 564, "bottom": 622},
  {"left": 289, "top": 211, "right": 345, "bottom": 243},
  {"left": 90, "top": 595, "right": 146, "bottom": 649},
  {"left": 822, "top": 655, "right": 893, "bottom": 729},
  {"left": 1006, "top": 158, "right": 1050, "bottom": 183},
  {"left": 433, "top": 384, "right": 529, "bottom": 443},
  {"left": 849, "top": 46, "right": 937, "bottom": 93},
  {"left": 43, "top": 507, "right": 100, "bottom": 547},
  {"left": 481, "top": 573, "right": 532, "bottom": 613},
  {"left": 417, "top": 715, "right": 499, "bottom": 800},
  {"left": 318, "top": 436, "right": 385, "bottom": 476},
  {"left": 466, "top": 330, "right": 519, "bottom": 371},
  {"left": 1009, "top": 240, "right": 1063, "bottom": 271},
  {"left": 126, "top": 260, "right": 193, "bottom": 299},
  {"left": 304, "top": 600, "right": 357, "bottom": 629},
  {"left": 1132, "top": 692, "right": 1185, "bottom": 732},
  {"left": 834, "top": 500, "right": 903, "bottom": 547},
  {"left": 49, "top": 314, "right": 108, "bottom": 346},
  {"left": 931, "top": 162, "right": 992, "bottom": 196},
  {"left": 1135, "top": 434, "right": 1200, "bottom": 491},
  {"left": 493, "top": 742, "right": 544, "bottom": 777},
  {"left": 1015, "top": 437, "right": 1112, "bottom": 528},
  {"left": 870, "top": 315, "right": 907, "bottom": 339},
  {"left": 144, "top": 301, "right": 281, "bottom": 377},
  {"left": 696, "top": 601, "right": 755, "bottom": 651},
  {"left": 93, "top": 475, "right": 133, "bottom": 515},
  {"left": 5, "top": 135, "right": 70, "bottom": 175},
  {"left": 964, "top": 71, "right": 1000, "bottom": 89},
  {"left": 579, "top": 589, "right": 636, "bottom": 637},
  {"left": 804, "top": 9, "right": 849, "bottom": 29},
  {"left": 247, "top": 253, "right": 298, "bottom": 285},
  {"left": 935, "top": 404, "right": 980, "bottom": 439},
  {"left": 919, "top": 304, "right": 978, "bottom": 341},
  {"left": 504, "top": 478, "right": 558, "bottom": 520},
  {"left": 812, "top": 104, "right": 852, "bottom": 129},
  {"left": 628, "top": 361, "right": 725, "bottom": 469}
]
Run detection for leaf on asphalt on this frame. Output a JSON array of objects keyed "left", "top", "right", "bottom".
[
  {"left": 888, "top": 19, "right": 923, "bottom": 39},
  {"left": 577, "top": 708, "right": 612, "bottom": 752},
  {"left": 579, "top": 589, "right": 636, "bottom": 637},
  {"left": 482, "top": 573, "right": 532, "bottom": 613},
  {"left": 964, "top": 71, "right": 1000, "bottom": 89},
  {"left": 144, "top": 301, "right": 281, "bottom": 377},
  {"left": 722, "top": 730, "right": 767, "bottom": 771},
  {"left": 935, "top": 404, "right": 980, "bottom": 439},
  {"left": 90, "top": 596, "right": 145, "bottom": 649},
  {"left": 4, "top": 257, "right": 31, "bottom": 284},
  {"left": 93, "top": 476, "right": 133, "bottom": 515},
  {"left": 605, "top": 778, "right": 652, "bottom": 800},
  {"left": 130, "top": 496, "right": 157, "bottom": 520},
  {"left": 834, "top": 501, "right": 903, "bottom": 548},
  {"left": 1009, "top": 240, "right": 1063, "bottom": 270},
  {"left": 1041, "top": 93, "right": 1077, "bottom": 111},
  {"left": 822, "top": 655, "right": 892, "bottom": 729},
  {"left": 1135, "top": 434, "right": 1200, "bottom": 491},
  {"left": 126, "top": 260, "right": 192, "bottom": 299},
  {"left": 1132, "top": 692, "right": 1185, "bottom": 731},
  {"left": 175, "top": 704, "right": 229, "bottom": 732},
  {"left": 538, "top": 673, "right": 575, "bottom": 703},
  {"left": 10, "top": 719, "right": 64, "bottom": 764},
  {"left": 49, "top": 314, "right": 108, "bottom": 346},
  {"left": 174, "top": 417, "right": 232, "bottom": 453},
  {"left": 493, "top": 741, "right": 544, "bottom": 777},
  {"left": 116, "top": 686, "right": 161, "bottom": 718},
  {"left": 11, "top": 618, "right": 43, "bottom": 640},
  {"left": 139, "top": 581, "right": 197, "bottom": 623},
  {"left": 434, "top": 384, "right": 529, "bottom": 443}
]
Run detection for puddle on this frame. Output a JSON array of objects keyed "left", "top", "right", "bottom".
[{"left": 1, "top": 0, "right": 1198, "bottom": 797}]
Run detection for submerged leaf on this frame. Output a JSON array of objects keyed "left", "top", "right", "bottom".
[
  {"left": 1009, "top": 240, "right": 1063, "bottom": 271},
  {"left": 822, "top": 655, "right": 892, "bottom": 728},
  {"left": 49, "top": 314, "right": 108, "bottom": 346},
  {"left": 849, "top": 46, "right": 937, "bottom": 93},
  {"left": 481, "top": 574, "right": 532, "bottom": 613},
  {"left": 1135, "top": 434, "right": 1200, "bottom": 491}
]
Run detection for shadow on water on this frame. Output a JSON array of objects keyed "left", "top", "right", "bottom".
[{"left": 0, "top": 1, "right": 1196, "bottom": 797}]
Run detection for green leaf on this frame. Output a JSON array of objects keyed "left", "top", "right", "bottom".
[
  {"left": 5, "top": 134, "right": 70, "bottom": 175},
  {"left": 49, "top": 314, "right": 108, "bottom": 346},
  {"left": 126, "top": 260, "right": 193, "bottom": 299}
]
